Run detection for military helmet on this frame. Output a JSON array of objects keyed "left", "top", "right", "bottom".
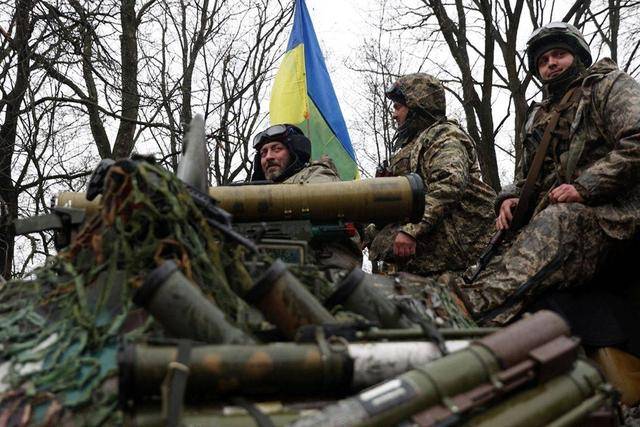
[
  {"left": 251, "top": 124, "right": 312, "bottom": 182},
  {"left": 385, "top": 73, "right": 446, "bottom": 117},
  {"left": 526, "top": 22, "right": 592, "bottom": 76}
]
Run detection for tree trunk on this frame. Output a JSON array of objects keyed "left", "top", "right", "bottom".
[
  {"left": 113, "top": 0, "right": 140, "bottom": 159},
  {"left": 0, "top": 0, "right": 34, "bottom": 277}
]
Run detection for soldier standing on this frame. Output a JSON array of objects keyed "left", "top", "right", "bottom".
[
  {"left": 367, "top": 73, "right": 496, "bottom": 276},
  {"left": 252, "top": 123, "right": 362, "bottom": 269},
  {"left": 452, "top": 23, "right": 640, "bottom": 325}
]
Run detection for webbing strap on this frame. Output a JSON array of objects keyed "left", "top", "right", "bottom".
[
  {"left": 510, "top": 87, "right": 583, "bottom": 231},
  {"left": 231, "top": 397, "right": 276, "bottom": 427},
  {"left": 163, "top": 340, "right": 191, "bottom": 427}
]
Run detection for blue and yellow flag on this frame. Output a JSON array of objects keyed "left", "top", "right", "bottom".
[{"left": 269, "top": 0, "right": 358, "bottom": 180}]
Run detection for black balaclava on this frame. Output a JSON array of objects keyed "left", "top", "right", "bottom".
[{"left": 542, "top": 56, "right": 587, "bottom": 101}]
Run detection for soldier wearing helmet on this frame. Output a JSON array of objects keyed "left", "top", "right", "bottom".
[
  {"left": 252, "top": 123, "right": 362, "bottom": 270},
  {"left": 367, "top": 73, "right": 496, "bottom": 276},
  {"left": 451, "top": 22, "right": 640, "bottom": 326},
  {"left": 252, "top": 124, "right": 340, "bottom": 184}
]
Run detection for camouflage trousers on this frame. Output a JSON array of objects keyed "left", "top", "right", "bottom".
[
  {"left": 369, "top": 219, "right": 493, "bottom": 276},
  {"left": 454, "top": 203, "right": 617, "bottom": 325}
]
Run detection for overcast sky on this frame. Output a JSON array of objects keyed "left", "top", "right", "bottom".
[
  {"left": 298, "top": 0, "right": 573, "bottom": 182},
  {"left": 291, "top": 0, "right": 520, "bottom": 179}
]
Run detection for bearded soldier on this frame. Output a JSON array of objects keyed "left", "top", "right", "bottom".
[
  {"left": 252, "top": 123, "right": 362, "bottom": 269},
  {"left": 451, "top": 23, "right": 640, "bottom": 325},
  {"left": 367, "top": 73, "right": 496, "bottom": 275},
  {"left": 251, "top": 123, "right": 341, "bottom": 184}
]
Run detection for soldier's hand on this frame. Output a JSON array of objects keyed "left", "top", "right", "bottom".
[
  {"left": 496, "top": 198, "right": 519, "bottom": 230},
  {"left": 393, "top": 231, "right": 417, "bottom": 257},
  {"left": 549, "top": 184, "right": 584, "bottom": 204}
]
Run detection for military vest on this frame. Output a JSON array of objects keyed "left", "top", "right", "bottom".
[{"left": 522, "top": 69, "right": 612, "bottom": 209}]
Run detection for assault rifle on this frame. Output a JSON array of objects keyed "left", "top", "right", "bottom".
[{"left": 464, "top": 128, "right": 545, "bottom": 284}]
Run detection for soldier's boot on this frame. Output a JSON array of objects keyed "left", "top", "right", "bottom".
[{"left": 590, "top": 347, "right": 640, "bottom": 406}]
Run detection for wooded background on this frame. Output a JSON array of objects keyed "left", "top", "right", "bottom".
[{"left": 1, "top": 0, "right": 638, "bottom": 277}]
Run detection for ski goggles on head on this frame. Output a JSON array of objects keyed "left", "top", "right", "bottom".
[
  {"left": 252, "top": 124, "right": 304, "bottom": 148},
  {"left": 385, "top": 82, "right": 406, "bottom": 104}
]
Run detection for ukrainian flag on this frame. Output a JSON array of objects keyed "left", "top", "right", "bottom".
[{"left": 269, "top": 0, "right": 358, "bottom": 180}]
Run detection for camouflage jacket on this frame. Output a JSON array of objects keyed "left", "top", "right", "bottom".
[
  {"left": 283, "top": 157, "right": 341, "bottom": 184},
  {"left": 499, "top": 58, "right": 640, "bottom": 240},
  {"left": 370, "top": 120, "right": 496, "bottom": 273}
]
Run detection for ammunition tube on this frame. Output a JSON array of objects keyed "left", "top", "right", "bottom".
[
  {"left": 57, "top": 191, "right": 102, "bottom": 216},
  {"left": 57, "top": 173, "right": 426, "bottom": 225},
  {"left": 477, "top": 309, "right": 570, "bottom": 368},
  {"left": 348, "top": 341, "right": 468, "bottom": 389},
  {"left": 288, "top": 311, "right": 571, "bottom": 427},
  {"left": 118, "top": 341, "right": 468, "bottom": 404},
  {"left": 119, "top": 342, "right": 351, "bottom": 403},
  {"left": 244, "top": 259, "right": 335, "bottom": 339},
  {"left": 468, "top": 360, "right": 607, "bottom": 427},
  {"left": 211, "top": 174, "right": 425, "bottom": 223},
  {"left": 133, "top": 261, "right": 253, "bottom": 344},
  {"left": 324, "top": 268, "right": 414, "bottom": 329}
]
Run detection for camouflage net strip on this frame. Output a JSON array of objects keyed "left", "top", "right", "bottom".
[
  {"left": 0, "top": 160, "right": 255, "bottom": 425},
  {"left": 0, "top": 159, "right": 476, "bottom": 425}
]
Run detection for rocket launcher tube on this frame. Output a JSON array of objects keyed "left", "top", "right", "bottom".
[
  {"left": 133, "top": 261, "right": 254, "bottom": 345},
  {"left": 410, "top": 334, "right": 580, "bottom": 425},
  {"left": 324, "top": 268, "right": 415, "bottom": 329},
  {"left": 209, "top": 173, "right": 425, "bottom": 223},
  {"left": 467, "top": 360, "right": 610, "bottom": 427},
  {"left": 287, "top": 310, "right": 573, "bottom": 427},
  {"left": 118, "top": 341, "right": 468, "bottom": 405},
  {"left": 56, "top": 174, "right": 426, "bottom": 224},
  {"left": 244, "top": 259, "right": 335, "bottom": 340}
]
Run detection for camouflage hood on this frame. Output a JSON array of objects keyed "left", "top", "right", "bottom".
[
  {"left": 392, "top": 73, "right": 447, "bottom": 116},
  {"left": 387, "top": 73, "right": 447, "bottom": 147}
]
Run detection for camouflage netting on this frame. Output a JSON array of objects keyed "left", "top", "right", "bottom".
[
  {"left": 0, "top": 160, "right": 257, "bottom": 425},
  {"left": 0, "top": 158, "right": 477, "bottom": 425}
]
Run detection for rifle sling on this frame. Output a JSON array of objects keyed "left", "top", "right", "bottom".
[{"left": 510, "top": 86, "right": 583, "bottom": 232}]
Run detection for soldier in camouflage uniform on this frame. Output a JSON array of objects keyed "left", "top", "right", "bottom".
[
  {"left": 252, "top": 123, "right": 362, "bottom": 269},
  {"left": 367, "top": 73, "right": 496, "bottom": 275},
  {"left": 252, "top": 123, "right": 341, "bottom": 184},
  {"left": 452, "top": 23, "right": 640, "bottom": 325}
]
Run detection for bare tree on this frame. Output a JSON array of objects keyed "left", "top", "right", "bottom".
[
  {"left": 345, "top": 2, "right": 406, "bottom": 177},
  {"left": 0, "top": 0, "right": 293, "bottom": 276},
  {"left": 353, "top": 0, "right": 640, "bottom": 192},
  {"left": 0, "top": 0, "right": 36, "bottom": 277},
  {"left": 581, "top": 0, "right": 640, "bottom": 76}
]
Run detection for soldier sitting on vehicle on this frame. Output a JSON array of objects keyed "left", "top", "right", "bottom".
[
  {"left": 252, "top": 123, "right": 340, "bottom": 184},
  {"left": 366, "top": 73, "right": 496, "bottom": 276},
  {"left": 449, "top": 22, "right": 640, "bottom": 328},
  {"left": 251, "top": 123, "right": 362, "bottom": 270}
]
